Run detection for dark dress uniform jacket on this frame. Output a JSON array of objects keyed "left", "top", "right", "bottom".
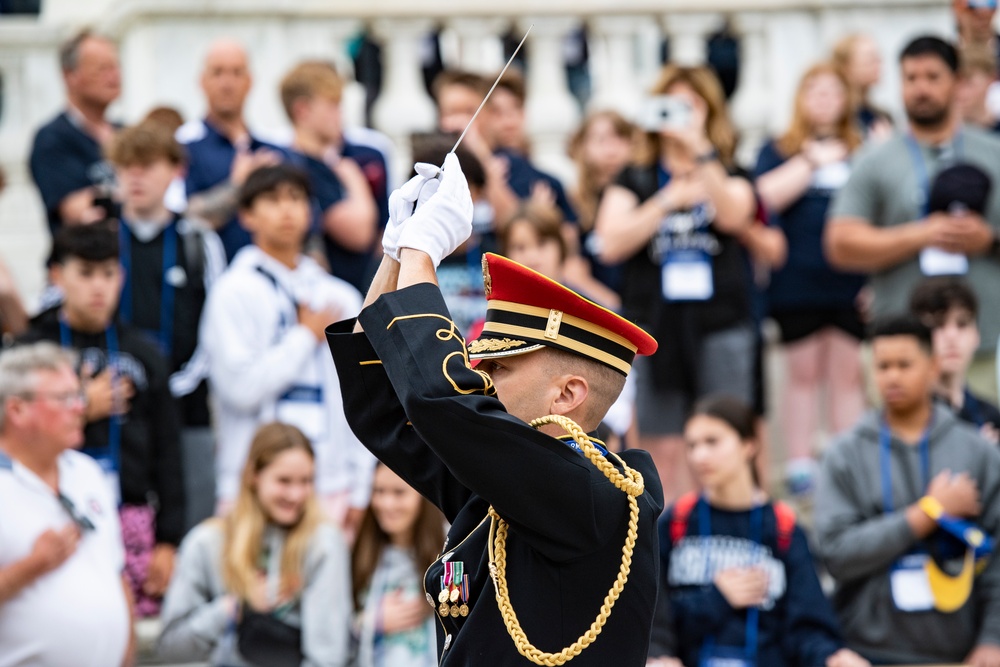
[{"left": 326, "top": 283, "right": 664, "bottom": 666}]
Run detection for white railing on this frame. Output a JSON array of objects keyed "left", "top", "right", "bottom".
[{"left": 0, "top": 0, "right": 952, "bottom": 304}]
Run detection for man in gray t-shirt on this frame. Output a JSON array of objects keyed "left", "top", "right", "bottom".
[{"left": 827, "top": 36, "right": 1000, "bottom": 397}]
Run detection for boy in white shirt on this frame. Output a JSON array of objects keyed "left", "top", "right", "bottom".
[{"left": 200, "top": 164, "right": 374, "bottom": 534}]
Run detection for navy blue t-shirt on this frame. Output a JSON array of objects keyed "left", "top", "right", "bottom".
[
  {"left": 288, "top": 151, "right": 373, "bottom": 292},
  {"left": 654, "top": 499, "right": 844, "bottom": 667},
  {"left": 29, "top": 111, "right": 117, "bottom": 234},
  {"left": 495, "top": 148, "right": 577, "bottom": 224},
  {"left": 754, "top": 140, "right": 865, "bottom": 312},
  {"left": 180, "top": 119, "right": 288, "bottom": 262},
  {"left": 343, "top": 141, "right": 390, "bottom": 233}
]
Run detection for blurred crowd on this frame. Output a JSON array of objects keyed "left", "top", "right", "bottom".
[{"left": 3, "top": 0, "right": 1000, "bottom": 665}]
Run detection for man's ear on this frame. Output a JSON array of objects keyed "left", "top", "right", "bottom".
[{"left": 549, "top": 374, "right": 589, "bottom": 419}]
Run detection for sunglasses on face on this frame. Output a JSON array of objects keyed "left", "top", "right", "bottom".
[{"left": 57, "top": 493, "right": 96, "bottom": 532}]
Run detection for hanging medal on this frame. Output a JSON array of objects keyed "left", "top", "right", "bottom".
[
  {"left": 459, "top": 573, "right": 470, "bottom": 617},
  {"left": 438, "top": 562, "right": 453, "bottom": 617},
  {"left": 449, "top": 561, "right": 463, "bottom": 617}
]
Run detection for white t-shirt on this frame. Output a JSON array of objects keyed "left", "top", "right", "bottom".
[{"left": 0, "top": 449, "right": 129, "bottom": 667}]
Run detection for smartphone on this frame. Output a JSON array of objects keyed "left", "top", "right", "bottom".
[
  {"left": 638, "top": 96, "right": 692, "bottom": 132},
  {"left": 967, "top": 0, "right": 997, "bottom": 9}
]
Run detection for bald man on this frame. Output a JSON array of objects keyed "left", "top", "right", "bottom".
[
  {"left": 29, "top": 30, "right": 121, "bottom": 234},
  {"left": 177, "top": 39, "right": 284, "bottom": 261}
]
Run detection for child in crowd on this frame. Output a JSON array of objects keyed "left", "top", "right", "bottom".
[
  {"left": 351, "top": 463, "right": 444, "bottom": 667},
  {"left": 754, "top": 62, "right": 867, "bottom": 497},
  {"left": 566, "top": 110, "right": 638, "bottom": 295},
  {"left": 159, "top": 422, "right": 351, "bottom": 666},
  {"left": 200, "top": 164, "right": 374, "bottom": 534},
  {"left": 815, "top": 316, "right": 1000, "bottom": 666},
  {"left": 107, "top": 121, "right": 227, "bottom": 530},
  {"left": 910, "top": 276, "right": 1000, "bottom": 442},
  {"left": 280, "top": 61, "right": 379, "bottom": 292},
  {"left": 647, "top": 395, "right": 868, "bottom": 667},
  {"left": 19, "top": 222, "right": 185, "bottom": 616}
]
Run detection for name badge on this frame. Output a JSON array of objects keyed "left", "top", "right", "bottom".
[
  {"left": 94, "top": 455, "right": 121, "bottom": 506},
  {"left": 890, "top": 553, "right": 934, "bottom": 611},
  {"left": 919, "top": 248, "right": 969, "bottom": 276},
  {"left": 812, "top": 161, "right": 851, "bottom": 191},
  {"left": 276, "top": 385, "right": 326, "bottom": 443},
  {"left": 662, "top": 249, "right": 714, "bottom": 302}
]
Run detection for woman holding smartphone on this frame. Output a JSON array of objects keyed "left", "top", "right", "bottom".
[{"left": 593, "top": 65, "right": 757, "bottom": 500}]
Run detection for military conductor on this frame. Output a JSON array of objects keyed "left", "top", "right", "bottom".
[{"left": 326, "top": 153, "right": 664, "bottom": 666}]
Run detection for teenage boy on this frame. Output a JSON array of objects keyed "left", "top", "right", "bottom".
[
  {"left": 814, "top": 315, "right": 1000, "bottom": 666},
  {"left": 18, "top": 222, "right": 185, "bottom": 618},
  {"left": 279, "top": 60, "right": 379, "bottom": 292},
  {"left": 910, "top": 276, "right": 1000, "bottom": 442},
  {"left": 480, "top": 70, "right": 577, "bottom": 227},
  {"left": 106, "top": 122, "right": 226, "bottom": 529},
  {"left": 200, "top": 164, "right": 374, "bottom": 533}
]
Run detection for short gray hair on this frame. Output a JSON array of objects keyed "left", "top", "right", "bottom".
[
  {"left": 59, "top": 28, "right": 111, "bottom": 73},
  {"left": 0, "top": 343, "right": 78, "bottom": 432}
]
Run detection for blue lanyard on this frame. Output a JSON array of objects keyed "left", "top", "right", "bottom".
[
  {"left": 904, "top": 131, "right": 964, "bottom": 217},
  {"left": 58, "top": 316, "right": 122, "bottom": 473},
  {"left": 657, "top": 164, "right": 672, "bottom": 190},
  {"left": 878, "top": 416, "right": 932, "bottom": 513},
  {"left": 699, "top": 497, "right": 762, "bottom": 664},
  {"left": 118, "top": 218, "right": 179, "bottom": 358}
]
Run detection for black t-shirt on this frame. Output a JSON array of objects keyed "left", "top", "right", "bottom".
[
  {"left": 29, "top": 112, "right": 117, "bottom": 234},
  {"left": 956, "top": 388, "right": 1000, "bottom": 438},
  {"left": 120, "top": 217, "right": 211, "bottom": 427},
  {"left": 614, "top": 163, "right": 750, "bottom": 331}
]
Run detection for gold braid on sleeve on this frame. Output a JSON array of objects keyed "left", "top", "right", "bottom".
[{"left": 486, "top": 414, "right": 644, "bottom": 665}]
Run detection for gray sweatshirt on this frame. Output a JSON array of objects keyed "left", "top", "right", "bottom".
[
  {"left": 814, "top": 405, "right": 1000, "bottom": 664},
  {"left": 157, "top": 520, "right": 351, "bottom": 667}
]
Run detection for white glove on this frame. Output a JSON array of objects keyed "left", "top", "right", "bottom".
[
  {"left": 382, "top": 162, "right": 441, "bottom": 261},
  {"left": 396, "top": 152, "right": 474, "bottom": 268}
]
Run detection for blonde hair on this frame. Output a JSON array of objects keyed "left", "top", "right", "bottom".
[
  {"left": 638, "top": 65, "right": 737, "bottom": 167},
  {"left": 777, "top": 62, "right": 861, "bottom": 157},
  {"left": 568, "top": 110, "right": 638, "bottom": 233},
  {"left": 220, "top": 423, "right": 324, "bottom": 601},
  {"left": 280, "top": 60, "right": 343, "bottom": 121}
]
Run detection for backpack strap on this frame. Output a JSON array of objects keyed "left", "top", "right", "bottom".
[
  {"left": 178, "top": 218, "right": 206, "bottom": 288},
  {"left": 669, "top": 492, "right": 700, "bottom": 545},
  {"left": 772, "top": 501, "right": 797, "bottom": 554}
]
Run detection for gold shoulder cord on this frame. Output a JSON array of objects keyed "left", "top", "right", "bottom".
[{"left": 487, "top": 414, "right": 644, "bottom": 666}]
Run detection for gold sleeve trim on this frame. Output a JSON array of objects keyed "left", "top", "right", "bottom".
[{"left": 385, "top": 312, "right": 495, "bottom": 396}]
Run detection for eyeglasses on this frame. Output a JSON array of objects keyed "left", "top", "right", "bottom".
[
  {"left": 57, "top": 492, "right": 96, "bottom": 532},
  {"left": 17, "top": 391, "right": 86, "bottom": 409}
]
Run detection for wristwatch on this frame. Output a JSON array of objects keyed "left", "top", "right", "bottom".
[{"left": 919, "top": 495, "right": 944, "bottom": 521}]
